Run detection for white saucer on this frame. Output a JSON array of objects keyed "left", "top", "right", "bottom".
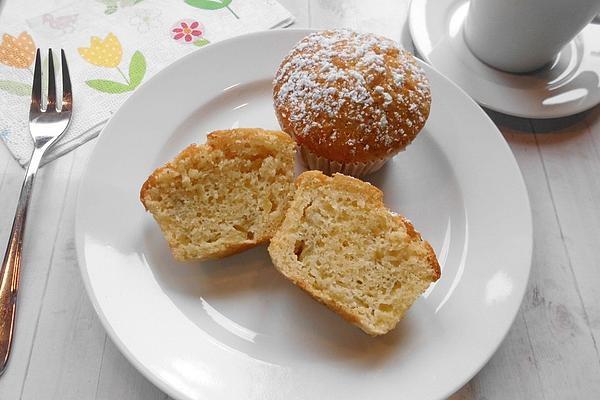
[{"left": 409, "top": 0, "right": 600, "bottom": 119}]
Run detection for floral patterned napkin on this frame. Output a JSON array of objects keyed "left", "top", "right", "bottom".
[{"left": 0, "top": 0, "right": 294, "bottom": 166}]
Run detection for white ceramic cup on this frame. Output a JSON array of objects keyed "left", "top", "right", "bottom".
[{"left": 464, "top": 0, "right": 600, "bottom": 73}]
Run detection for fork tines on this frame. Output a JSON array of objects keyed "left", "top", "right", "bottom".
[{"left": 30, "top": 49, "right": 72, "bottom": 114}]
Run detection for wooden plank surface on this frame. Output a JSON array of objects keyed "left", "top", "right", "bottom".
[
  {"left": 0, "top": 0, "right": 599, "bottom": 399},
  {"left": 0, "top": 145, "right": 76, "bottom": 400}
]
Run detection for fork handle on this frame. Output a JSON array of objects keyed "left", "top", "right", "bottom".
[{"left": 0, "top": 147, "right": 44, "bottom": 375}]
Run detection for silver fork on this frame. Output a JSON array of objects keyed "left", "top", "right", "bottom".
[{"left": 0, "top": 49, "right": 72, "bottom": 375}]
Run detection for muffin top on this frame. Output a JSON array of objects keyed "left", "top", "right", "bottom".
[{"left": 273, "top": 29, "right": 431, "bottom": 163}]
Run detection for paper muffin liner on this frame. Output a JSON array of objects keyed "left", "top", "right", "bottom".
[{"left": 298, "top": 145, "right": 393, "bottom": 178}]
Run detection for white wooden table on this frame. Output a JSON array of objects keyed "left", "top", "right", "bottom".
[{"left": 1, "top": 1, "right": 600, "bottom": 399}]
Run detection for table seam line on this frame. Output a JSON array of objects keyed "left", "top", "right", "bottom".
[
  {"left": 532, "top": 124, "right": 600, "bottom": 370},
  {"left": 93, "top": 335, "right": 108, "bottom": 400},
  {"left": 520, "top": 311, "right": 547, "bottom": 400}
]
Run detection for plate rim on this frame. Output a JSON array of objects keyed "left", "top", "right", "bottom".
[{"left": 75, "top": 28, "right": 533, "bottom": 400}]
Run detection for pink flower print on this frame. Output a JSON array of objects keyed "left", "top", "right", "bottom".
[{"left": 171, "top": 20, "right": 204, "bottom": 43}]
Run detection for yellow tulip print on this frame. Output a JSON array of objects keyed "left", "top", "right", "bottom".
[
  {"left": 79, "top": 32, "right": 146, "bottom": 94},
  {"left": 78, "top": 33, "right": 122, "bottom": 68}
]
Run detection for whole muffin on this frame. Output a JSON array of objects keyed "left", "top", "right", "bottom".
[{"left": 273, "top": 29, "right": 431, "bottom": 177}]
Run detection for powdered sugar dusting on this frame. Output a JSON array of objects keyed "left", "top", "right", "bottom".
[{"left": 273, "top": 29, "right": 431, "bottom": 161}]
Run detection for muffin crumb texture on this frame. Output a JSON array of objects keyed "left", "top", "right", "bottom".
[
  {"left": 268, "top": 171, "right": 441, "bottom": 335},
  {"left": 140, "top": 128, "right": 296, "bottom": 261}
]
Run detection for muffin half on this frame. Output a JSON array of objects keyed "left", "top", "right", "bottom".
[
  {"left": 268, "top": 171, "right": 441, "bottom": 335},
  {"left": 141, "top": 128, "right": 296, "bottom": 261}
]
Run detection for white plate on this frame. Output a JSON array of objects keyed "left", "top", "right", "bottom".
[
  {"left": 409, "top": 0, "right": 600, "bottom": 119},
  {"left": 76, "top": 29, "right": 532, "bottom": 400}
]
